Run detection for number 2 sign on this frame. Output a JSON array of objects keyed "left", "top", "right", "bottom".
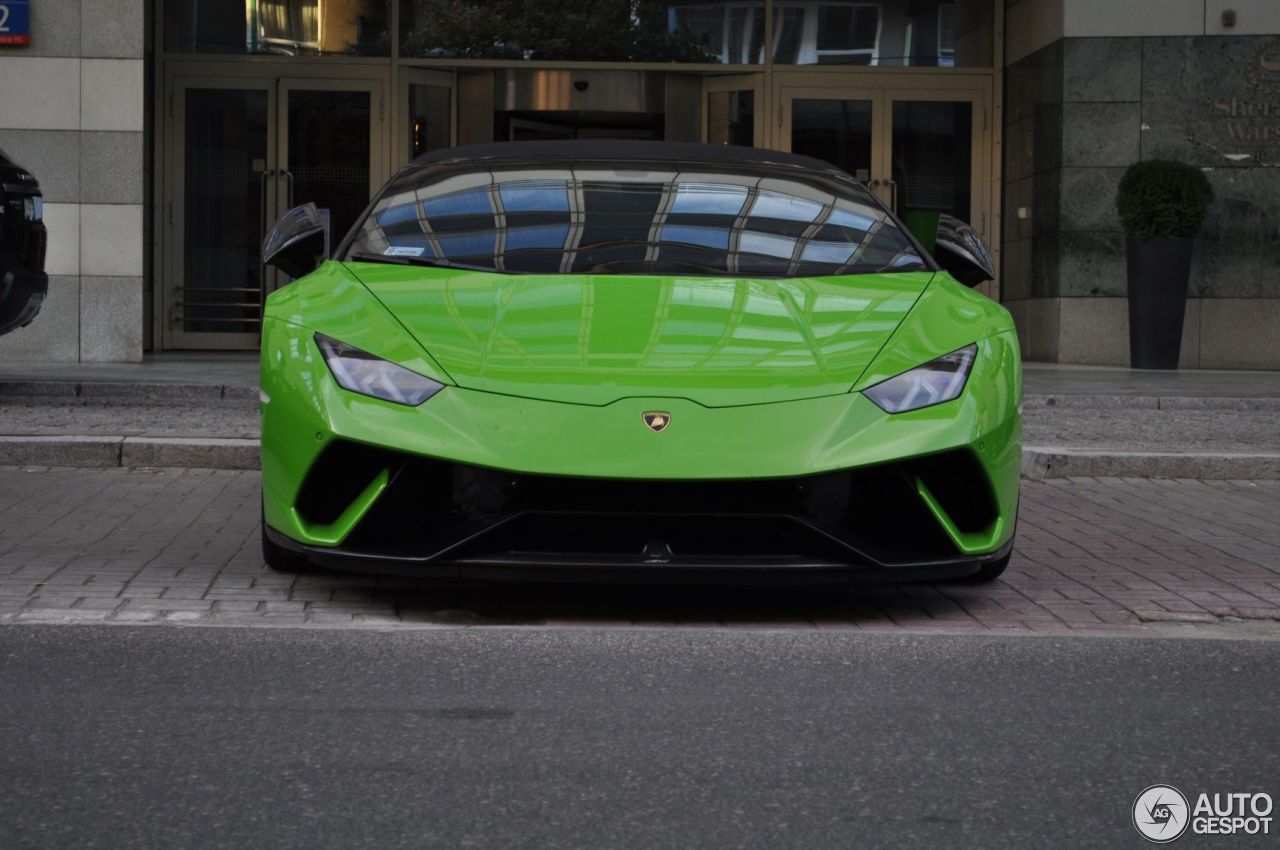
[{"left": 0, "top": 0, "right": 31, "bottom": 47}]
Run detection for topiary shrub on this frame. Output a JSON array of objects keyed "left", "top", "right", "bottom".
[{"left": 1115, "top": 159, "right": 1214, "bottom": 239}]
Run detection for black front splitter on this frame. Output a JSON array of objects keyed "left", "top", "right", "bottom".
[{"left": 264, "top": 524, "right": 1012, "bottom": 586}]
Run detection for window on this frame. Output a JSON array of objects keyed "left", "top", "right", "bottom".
[
  {"left": 816, "top": 4, "right": 880, "bottom": 62},
  {"left": 771, "top": 0, "right": 991, "bottom": 66},
  {"left": 401, "top": 0, "right": 760, "bottom": 62},
  {"left": 937, "top": 4, "right": 956, "bottom": 67},
  {"left": 773, "top": 2, "right": 880, "bottom": 65},
  {"left": 258, "top": 0, "right": 320, "bottom": 54},
  {"left": 165, "top": 0, "right": 390, "bottom": 55}
]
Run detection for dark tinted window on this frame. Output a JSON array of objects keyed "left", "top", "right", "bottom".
[
  {"left": 401, "top": 0, "right": 762, "bottom": 63},
  {"left": 345, "top": 159, "right": 926, "bottom": 277},
  {"left": 166, "top": 0, "right": 390, "bottom": 55}
]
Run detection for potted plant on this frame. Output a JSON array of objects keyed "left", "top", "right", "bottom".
[{"left": 1115, "top": 159, "right": 1214, "bottom": 369}]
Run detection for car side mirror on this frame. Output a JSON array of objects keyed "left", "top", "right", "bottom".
[
  {"left": 933, "top": 214, "right": 995, "bottom": 286},
  {"left": 263, "top": 203, "right": 330, "bottom": 279}
]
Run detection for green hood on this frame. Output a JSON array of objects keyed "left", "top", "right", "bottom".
[{"left": 347, "top": 263, "right": 934, "bottom": 407}]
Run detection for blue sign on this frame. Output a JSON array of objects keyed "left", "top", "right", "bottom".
[{"left": 0, "top": 0, "right": 30, "bottom": 46}]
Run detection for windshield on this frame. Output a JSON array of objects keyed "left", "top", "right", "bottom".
[{"left": 343, "top": 158, "right": 928, "bottom": 277}]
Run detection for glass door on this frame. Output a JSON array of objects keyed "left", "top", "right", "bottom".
[
  {"left": 164, "top": 74, "right": 383, "bottom": 350},
  {"left": 887, "top": 94, "right": 983, "bottom": 250},
  {"left": 776, "top": 78, "right": 990, "bottom": 250},
  {"left": 166, "top": 78, "right": 276, "bottom": 350},
  {"left": 400, "top": 69, "right": 454, "bottom": 168},
  {"left": 780, "top": 87, "right": 883, "bottom": 195},
  {"left": 703, "top": 74, "right": 763, "bottom": 147},
  {"left": 274, "top": 79, "right": 383, "bottom": 292}
]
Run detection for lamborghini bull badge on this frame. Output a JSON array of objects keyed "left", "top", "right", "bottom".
[{"left": 642, "top": 412, "right": 671, "bottom": 433}]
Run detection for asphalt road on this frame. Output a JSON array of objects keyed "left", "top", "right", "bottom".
[{"left": 1, "top": 626, "right": 1278, "bottom": 849}]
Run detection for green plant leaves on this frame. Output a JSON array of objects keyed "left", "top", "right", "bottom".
[{"left": 1115, "top": 159, "right": 1214, "bottom": 239}]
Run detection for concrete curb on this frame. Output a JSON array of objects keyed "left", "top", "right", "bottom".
[
  {"left": 3, "top": 436, "right": 1280, "bottom": 479},
  {"left": 1021, "top": 393, "right": 1280, "bottom": 411},
  {"left": 121, "top": 437, "right": 260, "bottom": 470},
  {"left": 0, "top": 436, "right": 123, "bottom": 467},
  {"left": 0, "top": 381, "right": 257, "bottom": 402},
  {"left": 0, "top": 436, "right": 260, "bottom": 470},
  {"left": 1021, "top": 447, "right": 1280, "bottom": 480}
]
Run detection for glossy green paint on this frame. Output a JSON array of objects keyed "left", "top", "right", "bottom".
[
  {"left": 260, "top": 264, "right": 1021, "bottom": 558},
  {"left": 289, "top": 468, "right": 389, "bottom": 546},
  {"left": 915, "top": 478, "right": 1009, "bottom": 555},
  {"left": 854, "top": 274, "right": 1019, "bottom": 390},
  {"left": 346, "top": 262, "right": 934, "bottom": 407},
  {"left": 266, "top": 262, "right": 454, "bottom": 385}
]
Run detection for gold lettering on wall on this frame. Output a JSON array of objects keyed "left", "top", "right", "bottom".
[
  {"left": 1209, "top": 50, "right": 1280, "bottom": 153},
  {"left": 1213, "top": 97, "right": 1280, "bottom": 142}
]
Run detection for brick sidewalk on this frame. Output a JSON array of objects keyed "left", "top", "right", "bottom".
[{"left": 1, "top": 467, "right": 1279, "bottom": 636}]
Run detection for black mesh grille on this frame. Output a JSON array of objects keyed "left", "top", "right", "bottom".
[{"left": 303, "top": 441, "right": 999, "bottom": 567}]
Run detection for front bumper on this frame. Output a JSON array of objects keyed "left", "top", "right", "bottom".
[{"left": 261, "top": 318, "right": 1021, "bottom": 579}]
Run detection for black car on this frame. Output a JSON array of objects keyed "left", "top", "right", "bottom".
[{"left": 0, "top": 147, "right": 48, "bottom": 336}]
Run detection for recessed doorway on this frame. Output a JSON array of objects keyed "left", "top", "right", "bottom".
[
  {"left": 161, "top": 67, "right": 385, "bottom": 350},
  {"left": 775, "top": 72, "right": 992, "bottom": 251}
]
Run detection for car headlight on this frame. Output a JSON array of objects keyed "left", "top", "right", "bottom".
[
  {"left": 863, "top": 344, "right": 977, "bottom": 413},
  {"left": 315, "top": 334, "right": 444, "bottom": 406}
]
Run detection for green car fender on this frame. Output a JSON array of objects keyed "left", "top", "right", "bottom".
[
  {"left": 854, "top": 273, "right": 1022, "bottom": 555},
  {"left": 264, "top": 261, "right": 453, "bottom": 386}
]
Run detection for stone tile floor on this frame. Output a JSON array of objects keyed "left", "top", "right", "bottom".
[{"left": 1, "top": 467, "right": 1279, "bottom": 637}]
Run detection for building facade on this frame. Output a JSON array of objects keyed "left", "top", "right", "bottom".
[
  {"left": 0, "top": 0, "right": 1276, "bottom": 367},
  {"left": 1004, "top": 0, "right": 1280, "bottom": 368}
]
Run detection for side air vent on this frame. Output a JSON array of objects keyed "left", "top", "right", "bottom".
[
  {"left": 837, "top": 464, "right": 959, "bottom": 562},
  {"left": 294, "top": 440, "right": 404, "bottom": 526},
  {"left": 905, "top": 449, "right": 1000, "bottom": 534}
]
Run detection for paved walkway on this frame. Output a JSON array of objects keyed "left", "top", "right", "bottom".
[
  {"left": 1022, "top": 362, "right": 1280, "bottom": 398},
  {"left": 1, "top": 467, "right": 1278, "bottom": 636}
]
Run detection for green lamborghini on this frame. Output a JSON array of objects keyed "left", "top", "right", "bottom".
[{"left": 259, "top": 141, "right": 1020, "bottom": 582}]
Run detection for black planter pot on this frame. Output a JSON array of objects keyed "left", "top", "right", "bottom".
[{"left": 1126, "top": 235, "right": 1193, "bottom": 369}]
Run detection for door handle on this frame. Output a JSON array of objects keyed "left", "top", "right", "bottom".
[
  {"left": 259, "top": 167, "right": 276, "bottom": 230},
  {"left": 867, "top": 178, "right": 895, "bottom": 213},
  {"left": 258, "top": 168, "right": 276, "bottom": 299},
  {"left": 280, "top": 169, "right": 294, "bottom": 208}
]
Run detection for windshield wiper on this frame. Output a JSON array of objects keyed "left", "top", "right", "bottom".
[{"left": 345, "top": 252, "right": 507, "bottom": 274}]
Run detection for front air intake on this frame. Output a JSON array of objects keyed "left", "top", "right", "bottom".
[
  {"left": 302, "top": 442, "right": 998, "bottom": 567},
  {"left": 905, "top": 449, "right": 1001, "bottom": 534},
  {"left": 293, "top": 441, "right": 404, "bottom": 526}
]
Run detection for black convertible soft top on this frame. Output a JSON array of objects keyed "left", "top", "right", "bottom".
[
  {"left": 409, "top": 140, "right": 848, "bottom": 179},
  {"left": 345, "top": 138, "right": 937, "bottom": 278}
]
